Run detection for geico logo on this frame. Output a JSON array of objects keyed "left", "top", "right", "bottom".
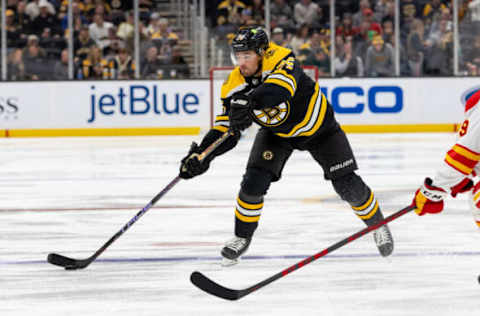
[
  {"left": 88, "top": 85, "right": 199, "bottom": 123},
  {"left": 0, "top": 97, "right": 19, "bottom": 116},
  {"left": 320, "top": 86, "right": 403, "bottom": 114}
]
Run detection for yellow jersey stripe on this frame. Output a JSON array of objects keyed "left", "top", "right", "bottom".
[
  {"left": 352, "top": 192, "right": 374, "bottom": 211},
  {"left": 213, "top": 125, "right": 228, "bottom": 133},
  {"left": 235, "top": 209, "right": 260, "bottom": 223},
  {"left": 296, "top": 93, "right": 328, "bottom": 137},
  {"left": 264, "top": 78, "right": 294, "bottom": 96},
  {"left": 215, "top": 115, "right": 229, "bottom": 121},
  {"left": 276, "top": 84, "right": 319, "bottom": 137},
  {"left": 237, "top": 197, "right": 264, "bottom": 210},
  {"left": 445, "top": 155, "right": 472, "bottom": 175},
  {"left": 453, "top": 145, "right": 480, "bottom": 161},
  {"left": 276, "top": 69, "right": 297, "bottom": 89}
]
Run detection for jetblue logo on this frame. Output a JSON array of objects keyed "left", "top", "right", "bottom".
[
  {"left": 461, "top": 86, "right": 480, "bottom": 106},
  {"left": 320, "top": 86, "right": 403, "bottom": 114},
  {"left": 88, "top": 85, "right": 200, "bottom": 123},
  {"left": 0, "top": 96, "right": 19, "bottom": 120}
]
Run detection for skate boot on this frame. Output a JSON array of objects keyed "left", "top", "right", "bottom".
[
  {"left": 221, "top": 236, "right": 251, "bottom": 266},
  {"left": 373, "top": 224, "right": 394, "bottom": 257}
]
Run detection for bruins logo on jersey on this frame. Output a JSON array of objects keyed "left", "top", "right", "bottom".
[{"left": 252, "top": 101, "right": 290, "bottom": 127}]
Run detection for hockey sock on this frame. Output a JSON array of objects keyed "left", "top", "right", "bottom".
[{"left": 234, "top": 191, "right": 264, "bottom": 238}]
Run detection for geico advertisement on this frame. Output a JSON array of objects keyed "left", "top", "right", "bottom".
[
  {"left": 0, "top": 81, "right": 209, "bottom": 128},
  {"left": 319, "top": 78, "right": 467, "bottom": 124}
]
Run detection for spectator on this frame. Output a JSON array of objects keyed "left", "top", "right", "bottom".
[
  {"left": 89, "top": 13, "right": 113, "bottom": 50},
  {"left": 382, "top": 18, "right": 394, "bottom": 44},
  {"left": 61, "top": 1, "right": 87, "bottom": 33},
  {"left": 294, "top": 0, "right": 321, "bottom": 28},
  {"left": 151, "top": 18, "right": 179, "bottom": 59},
  {"left": 217, "top": 0, "right": 247, "bottom": 25},
  {"left": 165, "top": 45, "right": 190, "bottom": 79},
  {"left": 365, "top": 35, "right": 394, "bottom": 77},
  {"left": 7, "top": 48, "right": 26, "bottom": 80},
  {"left": 360, "top": 8, "right": 383, "bottom": 35},
  {"left": 270, "top": 0, "right": 294, "bottom": 25},
  {"left": 271, "top": 27, "right": 292, "bottom": 49},
  {"left": 107, "top": 48, "right": 134, "bottom": 79},
  {"left": 74, "top": 26, "right": 95, "bottom": 61},
  {"left": 25, "top": 0, "right": 55, "bottom": 20},
  {"left": 464, "top": 34, "right": 480, "bottom": 75},
  {"left": 103, "top": 25, "right": 125, "bottom": 58},
  {"left": 353, "top": 0, "right": 372, "bottom": 27},
  {"left": 336, "top": 12, "right": 357, "bottom": 38},
  {"left": 5, "top": 9, "right": 20, "bottom": 48},
  {"left": 290, "top": 23, "right": 310, "bottom": 56},
  {"left": 423, "top": 0, "right": 447, "bottom": 21},
  {"left": 117, "top": 11, "right": 134, "bottom": 42},
  {"left": 78, "top": 45, "right": 107, "bottom": 79},
  {"left": 423, "top": 18, "right": 453, "bottom": 76},
  {"left": 238, "top": 8, "right": 256, "bottom": 27},
  {"left": 23, "top": 34, "right": 48, "bottom": 80},
  {"left": 406, "top": 18, "right": 426, "bottom": 76},
  {"left": 53, "top": 48, "right": 69, "bottom": 80},
  {"left": 335, "top": 38, "right": 364, "bottom": 77},
  {"left": 141, "top": 45, "right": 162, "bottom": 79},
  {"left": 400, "top": 0, "right": 422, "bottom": 36},
  {"left": 298, "top": 31, "right": 330, "bottom": 76},
  {"left": 15, "top": 1, "right": 32, "bottom": 39},
  {"left": 374, "top": 0, "right": 393, "bottom": 23},
  {"left": 30, "top": 0, "right": 61, "bottom": 36}
]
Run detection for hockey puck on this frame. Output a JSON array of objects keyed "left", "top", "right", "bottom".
[{"left": 478, "top": 275, "right": 480, "bottom": 284}]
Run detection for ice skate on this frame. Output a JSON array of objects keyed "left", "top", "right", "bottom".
[
  {"left": 221, "top": 236, "right": 251, "bottom": 266},
  {"left": 373, "top": 224, "right": 394, "bottom": 257}
]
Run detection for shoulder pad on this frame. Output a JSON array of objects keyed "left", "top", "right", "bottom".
[{"left": 220, "top": 67, "right": 247, "bottom": 99}]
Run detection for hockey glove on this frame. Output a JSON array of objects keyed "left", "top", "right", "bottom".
[
  {"left": 229, "top": 94, "right": 253, "bottom": 132},
  {"left": 179, "top": 142, "right": 210, "bottom": 179},
  {"left": 411, "top": 177, "right": 448, "bottom": 216},
  {"left": 450, "top": 177, "right": 474, "bottom": 197}
]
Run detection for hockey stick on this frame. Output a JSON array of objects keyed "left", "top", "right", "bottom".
[
  {"left": 191, "top": 204, "right": 416, "bottom": 300},
  {"left": 47, "top": 131, "right": 232, "bottom": 270}
]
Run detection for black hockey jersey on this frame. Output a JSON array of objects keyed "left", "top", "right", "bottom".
[{"left": 214, "top": 42, "right": 330, "bottom": 138}]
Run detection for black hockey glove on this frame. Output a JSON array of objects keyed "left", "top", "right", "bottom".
[
  {"left": 229, "top": 94, "right": 253, "bottom": 132},
  {"left": 179, "top": 142, "right": 210, "bottom": 179}
]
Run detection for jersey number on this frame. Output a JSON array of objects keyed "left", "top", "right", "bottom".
[{"left": 459, "top": 120, "right": 469, "bottom": 137}]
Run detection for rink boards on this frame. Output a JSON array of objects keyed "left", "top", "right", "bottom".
[{"left": 0, "top": 77, "right": 477, "bottom": 137}]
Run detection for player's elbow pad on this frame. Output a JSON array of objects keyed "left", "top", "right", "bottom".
[{"left": 250, "top": 84, "right": 291, "bottom": 109}]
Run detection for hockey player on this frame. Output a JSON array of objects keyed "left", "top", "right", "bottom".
[
  {"left": 179, "top": 27, "right": 394, "bottom": 265},
  {"left": 411, "top": 90, "right": 480, "bottom": 223}
]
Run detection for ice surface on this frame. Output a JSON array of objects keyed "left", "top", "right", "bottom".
[{"left": 1, "top": 133, "right": 480, "bottom": 315}]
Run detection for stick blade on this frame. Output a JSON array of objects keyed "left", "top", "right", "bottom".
[
  {"left": 190, "top": 271, "right": 244, "bottom": 301},
  {"left": 47, "top": 253, "right": 86, "bottom": 270}
]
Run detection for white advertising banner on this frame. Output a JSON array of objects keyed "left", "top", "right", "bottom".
[
  {"left": 0, "top": 80, "right": 210, "bottom": 129},
  {"left": 1, "top": 78, "right": 478, "bottom": 132}
]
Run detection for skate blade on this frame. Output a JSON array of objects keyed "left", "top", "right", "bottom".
[{"left": 221, "top": 257, "right": 238, "bottom": 267}]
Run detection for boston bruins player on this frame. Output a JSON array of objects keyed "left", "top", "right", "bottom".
[{"left": 179, "top": 27, "right": 394, "bottom": 265}]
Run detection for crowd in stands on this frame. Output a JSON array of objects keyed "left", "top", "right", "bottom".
[
  {"left": 3, "top": 0, "right": 190, "bottom": 80},
  {"left": 1, "top": 0, "right": 480, "bottom": 80},
  {"left": 209, "top": 0, "right": 480, "bottom": 77}
]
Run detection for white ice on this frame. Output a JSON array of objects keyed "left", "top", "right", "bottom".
[{"left": 1, "top": 132, "right": 480, "bottom": 315}]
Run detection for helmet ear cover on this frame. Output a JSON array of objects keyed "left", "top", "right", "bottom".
[{"left": 231, "top": 27, "right": 269, "bottom": 56}]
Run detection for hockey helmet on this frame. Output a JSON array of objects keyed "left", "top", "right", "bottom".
[{"left": 231, "top": 27, "right": 269, "bottom": 56}]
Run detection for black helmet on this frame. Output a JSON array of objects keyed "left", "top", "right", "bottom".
[{"left": 231, "top": 27, "right": 269, "bottom": 56}]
